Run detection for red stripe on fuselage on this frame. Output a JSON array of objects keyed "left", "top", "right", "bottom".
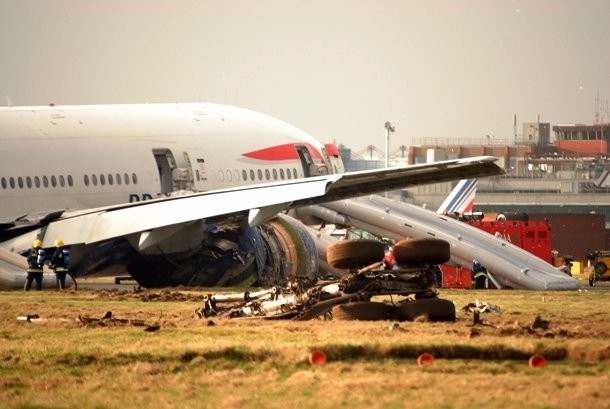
[
  {"left": 324, "top": 143, "right": 340, "bottom": 157},
  {"left": 242, "top": 143, "right": 323, "bottom": 161}
]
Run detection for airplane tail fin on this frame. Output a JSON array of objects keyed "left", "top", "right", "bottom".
[{"left": 436, "top": 178, "right": 477, "bottom": 215}]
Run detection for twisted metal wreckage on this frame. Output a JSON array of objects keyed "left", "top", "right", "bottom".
[{"left": 195, "top": 238, "right": 457, "bottom": 322}]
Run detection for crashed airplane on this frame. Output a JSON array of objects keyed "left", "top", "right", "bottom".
[{"left": 0, "top": 103, "right": 504, "bottom": 289}]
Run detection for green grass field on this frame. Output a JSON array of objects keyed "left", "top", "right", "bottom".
[{"left": 1, "top": 286, "right": 609, "bottom": 409}]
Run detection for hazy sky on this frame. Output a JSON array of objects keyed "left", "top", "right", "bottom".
[{"left": 1, "top": 0, "right": 609, "bottom": 152}]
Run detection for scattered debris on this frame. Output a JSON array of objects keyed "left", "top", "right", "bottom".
[
  {"left": 77, "top": 311, "right": 158, "bottom": 331},
  {"left": 17, "top": 314, "right": 41, "bottom": 322},
  {"left": 192, "top": 238, "right": 457, "bottom": 322},
  {"left": 92, "top": 288, "right": 201, "bottom": 302},
  {"left": 530, "top": 315, "right": 550, "bottom": 331},
  {"left": 194, "top": 275, "right": 454, "bottom": 322},
  {"left": 462, "top": 299, "right": 501, "bottom": 326},
  {"left": 469, "top": 327, "right": 481, "bottom": 338},
  {"left": 462, "top": 299, "right": 502, "bottom": 314}
]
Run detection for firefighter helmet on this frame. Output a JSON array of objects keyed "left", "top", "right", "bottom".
[
  {"left": 33, "top": 239, "right": 43, "bottom": 248},
  {"left": 55, "top": 239, "right": 64, "bottom": 247}
]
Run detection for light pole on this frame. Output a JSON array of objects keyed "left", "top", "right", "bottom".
[
  {"left": 384, "top": 121, "right": 395, "bottom": 168},
  {"left": 486, "top": 134, "right": 494, "bottom": 146}
]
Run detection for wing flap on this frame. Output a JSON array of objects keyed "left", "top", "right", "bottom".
[{"left": 41, "top": 176, "right": 338, "bottom": 246}]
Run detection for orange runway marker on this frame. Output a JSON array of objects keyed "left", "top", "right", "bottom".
[
  {"left": 529, "top": 354, "right": 546, "bottom": 368},
  {"left": 417, "top": 352, "right": 435, "bottom": 366},
  {"left": 309, "top": 350, "right": 327, "bottom": 365}
]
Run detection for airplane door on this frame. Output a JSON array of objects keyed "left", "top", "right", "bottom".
[
  {"left": 295, "top": 145, "right": 328, "bottom": 177},
  {"left": 153, "top": 149, "right": 175, "bottom": 195},
  {"left": 295, "top": 145, "right": 313, "bottom": 177},
  {"left": 193, "top": 157, "right": 207, "bottom": 189},
  {"left": 182, "top": 150, "right": 207, "bottom": 191},
  {"left": 177, "top": 152, "right": 195, "bottom": 191}
]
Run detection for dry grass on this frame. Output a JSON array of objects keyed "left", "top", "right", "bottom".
[{"left": 1, "top": 286, "right": 609, "bottom": 409}]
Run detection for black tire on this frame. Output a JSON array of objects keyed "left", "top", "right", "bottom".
[
  {"left": 327, "top": 240, "right": 385, "bottom": 270},
  {"left": 594, "top": 262, "right": 607, "bottom": 275},
  {"left": 393, "top": 238, "right": 450, "bottom": 266},
  {"left": 331, "top": 301, "right": 394, "bottom": 321},
  {"left": 396, "top": 298, "right": 456, "bottom": 322}
]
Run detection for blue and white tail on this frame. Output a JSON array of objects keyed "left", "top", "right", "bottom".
[{"left": 436, "top": 178, "right": 477, "bottom": 215}]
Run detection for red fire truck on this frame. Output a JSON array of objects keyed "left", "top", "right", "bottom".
[{"left": 439, "top": 218, "right": 553, "bottom": 288}]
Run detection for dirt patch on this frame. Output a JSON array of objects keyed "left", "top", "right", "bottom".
[{"left": 91, "top": 288, "right": 203, "bottom": 302}]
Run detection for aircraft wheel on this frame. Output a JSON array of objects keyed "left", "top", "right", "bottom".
[
  {"left": 396, "top": 298, "right": 456, "bottom": 322},
  {"left": 594, "top": 262, "right": 607, "bottom": 275},
  {"left": 393, "top": 238, "right": 450, "bottom": 267},
  {"left": 331, "top": 301, "right": 394, "bottom": 321},
  {"left": 327, "top": 240, "right": 385, "bottom": 270}
]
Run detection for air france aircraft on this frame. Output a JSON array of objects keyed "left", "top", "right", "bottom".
[
  {"left": 0, "top": 103, "right": 503, "bottom": 288},
  {"left": 436, "top": 178, "right": 478, "bottom": 215}
]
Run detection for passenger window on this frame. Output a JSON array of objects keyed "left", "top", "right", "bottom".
[
  {"left": 42, "top": 176, "right": 48, "bottom": 188},
  {"left": 108, "top": 174, "right": 113, "bottom": 185},
  {"left": 67, "top": 175, "right": 73, "bottom": 187},
  {"left": 59, "top": 175, "right": 65, "bottom": 187},
  {"left": 84, "top": 175, "right": 90, "bottom": 186},
  {"left": 257, "top": 169, "right": 263, "bottom": 181},
  {"left": 265, "top": 169, "right": 270, "bottom": 180},
  {"left": 18, "top": 177, "right": 24, "bottom": 189},
  {"left": 92, "top": 174, "right": 98, "bottom": 186},
  {"left": 286, "top": 168, "right": 291, "bottom": 179},
  {"left": 242, "top": 170, "right": 248, "bottom": 181},
  {"left": 1, "top": 177, "right": 6, "bottom": 189},
  {"left": 51, "top": 176, "right": 57, "bottom": 188},
  {"left": 250, "top": 169, "right": 255, "bottom": 181},
  {"left": 34, "top": 176, "right": 40, "bottom": 188},
  {"left": 100, "top": 174, "right": 105, "bottom": 186},
  {"left": 124, "top": 173, "right": 130, "bottom": 185},
  {"left": 272, "top": 169, "right": 278, "bottom": 180},
  {"left": 9, "top": 177, "right": 15, "bottom": 189},
  {"left": 131, "top": 173, "right": 137, "bottom": 185},
  {"left": 292, "top": 168, "right": 298, "bottom": 179},
  {"left": 116, "top": 173, "right": 121, "bottom": 185}
]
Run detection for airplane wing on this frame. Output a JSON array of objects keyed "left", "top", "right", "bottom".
[{"left": 35, "top": 156, "right": 502, "bottom": 247}]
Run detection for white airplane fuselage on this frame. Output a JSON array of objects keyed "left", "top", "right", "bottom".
[{"left": 0, "top": 103, "right": 341, "bottom": 217}]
